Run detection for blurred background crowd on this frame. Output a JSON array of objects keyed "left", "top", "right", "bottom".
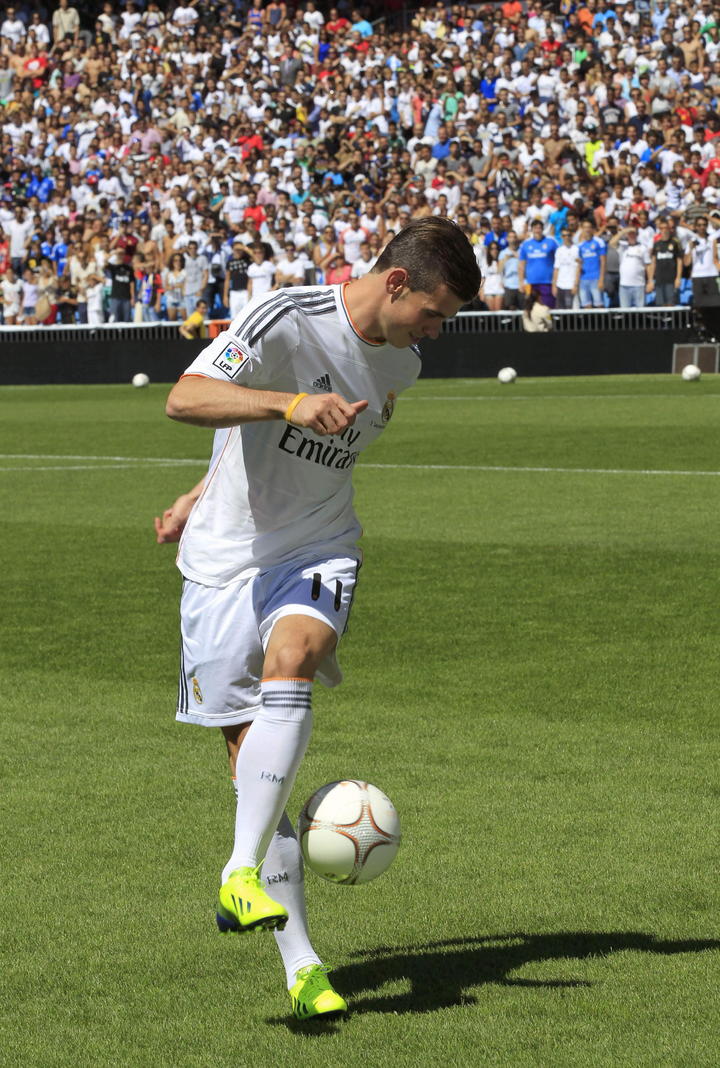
[{"left": 2, "top": 0, "right": 720, "bottom": 328}]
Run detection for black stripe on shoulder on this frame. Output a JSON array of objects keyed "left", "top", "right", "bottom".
[
  {"left": 235, "top": 292, "right": 292, "bottom": 340},
  {"left": 235, "top": 289, "right": 335, "bottom": 342},
  {"left": 247, "top": 299, "right": 336, "bottom": 347}
]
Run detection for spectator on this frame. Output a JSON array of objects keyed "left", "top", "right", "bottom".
[
  {"left": 179, "top": 298, "right": 209, "bottom": 340},
  {"left": 136, "top": 259, "right": 163, "bottom": 322},
  {"left": 205, "top": 233, "right": 228, "bottom": 316},
  {"left": 85, "top": 271, "right": 106, "bottom": 326},
  {"left": 107, "top": 253, "right": 135, "bottom": 323},
  {"left": 552, "top": 229, "right": 581, "bottom": 310},
  {"left": 479, "top": 241, "right": 504, "bottom": 311},
  {"left": 21, "top": 268, "right": 38, "bottom": 325},
  {"left": 1, "top": 265, "right": 22, "bottom": 325},
  {"left": 223, "top": 239, "right": 251, "bottom": 320},
  {"left": 522, "top": 288, "right": 553, "bottom": 332},
  {"left": 246, "top": 244, "right": 275, "bottom": 300},
  {"left": 7, "top": 205, "right": 33, "bottom": 276},
  {"left": 52, "top": 0, "right": 80, "bottom": 45},
  {"left": 610, "top": 227, "right": 652, "bottom": 309},
  {"left": 35, "top": 261, "right": 58, "bottom": 325},
  {"left": 499, "top": 233, "right": 521, "bottom": 310},
  {"left": 274, "top": 243, "right": 306, "bottom": 288},
  {"left": 649, "top": 219, "right": 683, "bottom": 305},
  {"left": 350, "top": 241, "right": 376, "bottom": 279},
  {"left": 684, "top": 215, "right": 720, "bottom": 309},
  {"left": 325, "top": 254, "right": 352, "bottom": 285},
  {"left": 519, "top": 219, "right": 559, "bottom": 309},
  {"left": 182, "top": 241, "right": 209, "bottom": 320},
  {"left": 578, "top": 220, "right": 607, "bottom": 309},
  {"left": 55, "top": 273, "right": 78, "bottom": 324},
  {"left": 0, "top": 0, "right": 716, "bottom": 330},
  {"left": 162, "top": 252, "right": 186, "bottom": 323}
]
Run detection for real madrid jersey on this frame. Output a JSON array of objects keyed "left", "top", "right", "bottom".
[{"left": 176, "top": 284, "right": 421, "bottom": 587}]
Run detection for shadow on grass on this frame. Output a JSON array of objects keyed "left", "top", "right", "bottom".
[
  {"left": 336, "top": 931, "right": 720, "bottom": 1016},
  {"left": 267, "top": 930, "right": 720, "bottom": 1030}
]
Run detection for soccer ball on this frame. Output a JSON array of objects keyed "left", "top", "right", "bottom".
[
  {"left": 132, "top": 372, "right": 150, "bottom": 388},
  {"left": 681, "top": 364, "right": 701, "bottom": 382},
  {"left": 497, "top": 366, "right": 517, "bottom": 384},
  {"left": 297, "top": 780, "right": 401, "bottom": 885}
]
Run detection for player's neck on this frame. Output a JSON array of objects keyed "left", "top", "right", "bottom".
[{"left": 342, "top": 275, "right": 387, "bottom": 343}]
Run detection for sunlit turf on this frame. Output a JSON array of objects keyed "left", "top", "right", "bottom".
[{"left": 2, "top": 375, "right": 719, "bottom": 1066}]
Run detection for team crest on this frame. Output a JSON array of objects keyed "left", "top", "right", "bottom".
[
  {"left": 192, "top": 676, "right": 204, "bottom": 704},
  {"left": 382, "top": 391, "right": 396, "bottom": 424}
]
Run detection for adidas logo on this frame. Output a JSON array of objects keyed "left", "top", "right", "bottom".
[{"left": 312, "top": 373, "right": 332, "bottom": 392}]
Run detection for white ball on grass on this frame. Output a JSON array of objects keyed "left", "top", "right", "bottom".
[
  {"left": 132, "top": 373, "right": 150, "bottom": 388},
  {"left": 497, "top": 367, "right": 517, "bottom": 384},
  {"left": 681, "top": 364, "right": 701, "bottom": 382}
]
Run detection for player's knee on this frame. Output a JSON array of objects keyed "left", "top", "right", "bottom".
[{"left": 264, "top": 641, "right": 318, "bottom": 680}]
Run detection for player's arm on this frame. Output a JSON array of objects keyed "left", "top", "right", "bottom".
[
  {"left": 154, "top": 479, "right": 205, "bottom": 543},
  {"left": 166, "top": 374, "right": 368, "bottom": 435}
]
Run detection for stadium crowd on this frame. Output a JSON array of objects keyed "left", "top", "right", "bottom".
[{"left": 2, "top": 0, "right": 720, "bottom": 327}]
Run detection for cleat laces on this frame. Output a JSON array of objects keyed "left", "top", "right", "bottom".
[{"left": 296, "top": 963, "right": 335, "bottom": 990}]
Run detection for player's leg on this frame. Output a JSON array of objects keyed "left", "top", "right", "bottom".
[
  {"left": 223, "top": 726, "right": 321, "bottom": 982},
  {"left": 221, "top": 614, "right": 336, "bottom": 879},
  {"left": 220, "top": 645, "right": 348, "bottom": 1018}
]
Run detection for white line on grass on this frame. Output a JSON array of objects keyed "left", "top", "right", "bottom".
[
  {"left": 2, "top": 454, "right": 720, "bottom": 477},
  {"left": 0, "top": 453, "right": 201, "bottom": 463},
  {"left": 361, "top": 463, "right": 720, "bottom": 476},
  {"left": 405, "top": 393, "right": 720, "bottom": 402},
  {"left": 0, "top": 463, "right": 207, "bottom": 472}
]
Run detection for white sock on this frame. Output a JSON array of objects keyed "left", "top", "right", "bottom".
[
  {"left": 228, "top": 781, "right": 320, "bottom": 987},
  {"left": 222, "top": 678, "right": 312, "bottom": 881},
  {"left": 264, "top": 811, "right": 321, "bottom": 988}
]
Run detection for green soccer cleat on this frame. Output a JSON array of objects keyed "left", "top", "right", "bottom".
[
  {"left": 289, "top": 964, "right": 348, "bottom": 1020},
  {"left": 216, "top": 866, "right": 289, "bottom": 934}
]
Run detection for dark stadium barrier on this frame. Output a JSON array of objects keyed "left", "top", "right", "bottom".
[
  {"left": 417, "top": 329, "right": 694, "bottom": 378},
  {"left": 0, "top": 314, "right": 695, "bottom": 385}
]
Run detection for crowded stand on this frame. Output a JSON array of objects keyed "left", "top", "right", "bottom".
[{"left": 2, "top": 0, "right": 720, "bottom": 329}]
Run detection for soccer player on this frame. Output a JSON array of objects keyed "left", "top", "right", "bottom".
[{"left": 159, "top": 218, "right": 481, "bottom": 1020}]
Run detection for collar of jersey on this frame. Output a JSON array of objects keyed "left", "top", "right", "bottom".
[{"left": 338, "top": 283, "right": 385, "bottom": 346}]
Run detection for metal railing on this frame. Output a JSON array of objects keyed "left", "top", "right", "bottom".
[
  {"left": 0, "top": 306, "right": 693, "bottom": 343},
  {"left": 443, "top": 306, "right": 693, "bottom": 334}
]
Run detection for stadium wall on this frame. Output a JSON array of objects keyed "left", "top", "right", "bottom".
[{"left": 0, "top": 330, "right": 693, "bottom": 385}]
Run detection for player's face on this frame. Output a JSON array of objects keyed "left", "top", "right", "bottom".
[{"left": 382, "top": 281, "right": 465, "bottom": 348}]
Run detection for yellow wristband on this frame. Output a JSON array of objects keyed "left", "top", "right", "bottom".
[{"left": 284, "top": 392, "right": 308, "bottom": 423}]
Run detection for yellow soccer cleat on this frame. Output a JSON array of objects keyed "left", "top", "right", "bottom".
[
  {"left": 289, "top": 964, "right": 348, "bottom": 1020},
  {"left": 216, "top": 866, "right": 288, "bottom": 934}
]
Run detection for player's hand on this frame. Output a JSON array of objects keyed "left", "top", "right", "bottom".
[
  {"left": 154, "top": 491, "right": 198, "bottom": 543},
  {"left": 290, "top": 393, "right": 369, "bottom": 436}
]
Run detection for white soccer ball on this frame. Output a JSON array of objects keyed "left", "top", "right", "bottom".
[
  {"left": 497, "top": 366, "right": 517, "bottom": 384},
  {"left": 132, "top": 372, "right": 150, "bottom": 388},
  {"left": 681, "top": 364, "right": 701, "bottom": 382},
  {"left": 298, "top": 780, "right": 401, "bottom": 885}
]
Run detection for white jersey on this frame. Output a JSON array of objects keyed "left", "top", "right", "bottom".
[
  {"left": 177, "top": 284, "right": 421, "bottom": 586},
  {"left": 554, "top": 243, "right": 580, "bottom": 289}
]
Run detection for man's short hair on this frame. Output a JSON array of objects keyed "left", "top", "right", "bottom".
[{"left": 371, "top": 217, "right": 481, "bottom": 302}]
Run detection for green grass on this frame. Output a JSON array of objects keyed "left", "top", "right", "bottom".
[{"left": 1, "top": 375, "right": 719, "bottom": 1066}]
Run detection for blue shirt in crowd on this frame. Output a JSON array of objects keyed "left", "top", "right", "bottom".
[
  {"left": 519, "top": 236, "right": 558, "bottom": 284},
  {"left": 579, "top": 238, "right": 606, "bottom": 280}
]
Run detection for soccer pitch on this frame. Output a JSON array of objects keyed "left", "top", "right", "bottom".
[{"left": 2, "top": 375, "right": 719, "bottom": 1066}]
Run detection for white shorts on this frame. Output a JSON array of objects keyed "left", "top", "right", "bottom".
[{"left": 177, "top": 555, "right": 360, "bottom": 727}]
